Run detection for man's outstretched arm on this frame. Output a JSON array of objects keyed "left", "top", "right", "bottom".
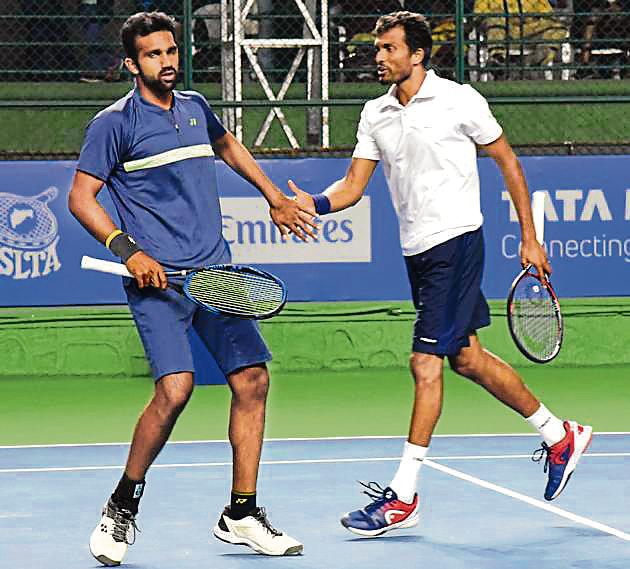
[
  {"left": 212, "top": 131, "right": 317, "bottom": 240},
  {"left": 288, "top": 157, "right": 378, "bottom": 214}
]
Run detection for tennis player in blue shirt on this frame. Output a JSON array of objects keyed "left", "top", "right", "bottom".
[{"left": 69, "top": 11, "right": 313, "bottom": 564}]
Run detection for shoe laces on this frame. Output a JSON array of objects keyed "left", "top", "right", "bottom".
[
  {"left": 358, "top": 481, "right": 394, "bottom": 512},
  {"left": 252, "top": 507, "right": 282, "bottom": 537},
  {"left": 106, "top": 501, "right": 139, "bottom": 545},
  {"left": 531, "top": 442, "right": 551, "bottom": 473}
]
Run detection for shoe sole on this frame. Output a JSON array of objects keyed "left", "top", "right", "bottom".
[
  {"left": 212, "top": 525, "right": 303, "bottom": 556},
  {"left": 548, "top": 425, "right": 593, "bottom": 501},
  {"left": 90, "top": 552, "right": 121, "bottom": 567},
  {"left": 341, "top": 512, "right": 420, "bottom": 537}
]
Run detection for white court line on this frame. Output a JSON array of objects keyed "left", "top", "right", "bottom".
[
  {"left": 424, "top": 458, "right": 630, "bottom": 542},
  {"left": 1, "top": 451, "right": 628, "bottom": 474},
  {"left": 1, "top": 431, "right": 629, "bottom": 450},
  {"left": 2, "top": 453, "right": 630, "bottom": 539}
]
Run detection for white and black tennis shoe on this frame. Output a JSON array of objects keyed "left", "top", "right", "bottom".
[
  {"left": 213, "top": 506, "right": 303, "bottom": 556},
  {"left": 89, "top": 498, "right": 138, "bottom": 566}
]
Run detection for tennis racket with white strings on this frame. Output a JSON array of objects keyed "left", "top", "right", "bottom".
[
  {"left": 81, "top": 255, "right": 287, "bottom": 320},
  {"left": 506, "top": 191, "right": 563, "bottom": 363}
]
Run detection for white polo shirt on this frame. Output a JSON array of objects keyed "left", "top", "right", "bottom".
[{"left": 353, "top": 69, "right": 502, "bottom": 256}]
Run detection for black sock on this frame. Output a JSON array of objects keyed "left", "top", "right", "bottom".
[
  {"left": 111, "top": 473, "right": 145, "bottom": 515},
  {"left": 230, "top": 491, "right": 256, "bottom": 520}
]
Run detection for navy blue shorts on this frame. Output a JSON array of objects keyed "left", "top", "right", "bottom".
[
  {"left": 404, "top": 228, "right": 491, "bottom": 356},
  {"left": 125, "top": 281, "right": 272, "bottom": 381}
]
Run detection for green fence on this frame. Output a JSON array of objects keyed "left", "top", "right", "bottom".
[{"left": 1, "top": 0, "right": 629, "bottom": 157}]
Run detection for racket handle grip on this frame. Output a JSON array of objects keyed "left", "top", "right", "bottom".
[{"left": 81, "top": 255, "right": 132, "bottom": 278}]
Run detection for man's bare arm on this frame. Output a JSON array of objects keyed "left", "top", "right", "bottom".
[
  {"left": 288, "top": 157, "right": 378, "bottom": 213},
  {"left": 482, "top": 134, "right": 551, "bottom": 277},
  {"left": 212, "top": 131, "right": 316, "bottom": 240},
  {"left": 68, "top": 170, "right": 167, "bottom": 289}
]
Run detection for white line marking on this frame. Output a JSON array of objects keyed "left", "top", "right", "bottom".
[
  {"left": 0, "top": 452, "right": 628, "bottom": 475},
  {"left": 424, "top": 458, "right": 630, "bottom": 542},
  {"left": 1, "top": 431, "right": 628, "bottom": 450}
]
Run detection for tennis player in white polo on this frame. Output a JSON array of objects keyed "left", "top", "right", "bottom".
[{"left": 290, "top": 11, "right": 592, "bottom": 536}]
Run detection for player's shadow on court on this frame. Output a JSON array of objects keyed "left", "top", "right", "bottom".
[
  {"left": 346, "top": 535, "right": 424, "bottom": 544},
  {"left": 92, "top": 562, "right": 143, "bottom": 569},
  {"left": 219, "top": 553, "right": 303, "bottom": 558}
]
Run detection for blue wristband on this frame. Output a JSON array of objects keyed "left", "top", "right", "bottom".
[{"left": 312, "top": 193, "right": 331, "bottom": 215}]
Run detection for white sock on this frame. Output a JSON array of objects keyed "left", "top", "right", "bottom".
[
  {"left": 526, "top": 403, "right": 566, "bottom": 446},
  {"left": 389, "top": 441, "right": 428, "bottom": 503}
]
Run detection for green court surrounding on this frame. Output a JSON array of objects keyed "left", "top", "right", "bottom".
[
  {"left": 2, "top": 366, "right": 630, "bottom": 446},
  {"left": 2, "top": 298, "right": 628, "bottom": 446}
]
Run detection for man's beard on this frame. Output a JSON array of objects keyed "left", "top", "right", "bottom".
[{"left": 138, "top": 67, "right": 177, "bottom": 94}]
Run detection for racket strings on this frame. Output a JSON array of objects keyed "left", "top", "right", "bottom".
[
  {"left": 511, "top": 277, "right": 560, "bottom": 361},
  {"left": 186, "top": 269, "right": 284, "bottom": 317}
]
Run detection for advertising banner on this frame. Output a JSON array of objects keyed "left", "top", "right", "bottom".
[{"left": 1, "top": 155, "right": 628, "bottom": 307}]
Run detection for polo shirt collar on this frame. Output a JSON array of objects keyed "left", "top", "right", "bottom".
[
  {"left": 384, "top": 69, "right": 440, "bottom": 108},
  {"left": 133, "top": 87, "right": 179, "bottom": 112}
]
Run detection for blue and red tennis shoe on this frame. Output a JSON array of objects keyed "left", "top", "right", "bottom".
[
  {"left": 533, "top": 420, "right": 593, "bottom": 501},
  {"left": 340, "top": 482, "right": 419, "bottom": 536}
]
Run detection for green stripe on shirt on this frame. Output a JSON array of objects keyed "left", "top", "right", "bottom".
[{"left": 123, "top": 143, "right": 214, "bottom": 172}]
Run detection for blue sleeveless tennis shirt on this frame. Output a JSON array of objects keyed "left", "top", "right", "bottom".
[{"left": 77, "top": 88, "right": 229, "bottom": 269}]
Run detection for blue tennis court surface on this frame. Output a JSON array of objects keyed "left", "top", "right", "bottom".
[{"left": 1, "top": 434, "right": 629, "bottom": 568}]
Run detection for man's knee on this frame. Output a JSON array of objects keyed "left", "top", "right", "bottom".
[
  {"left": 449, "top": 348, "right": 484, "bottom": 381},
  {"left": 229, "top": 364, "right": 269, "bottom": 402},
  {"left": 155, "top": 373, "right": 194, "bottom": 417},
  {"left": 409, "top": 352, "right": 443, "bottom": 387}
]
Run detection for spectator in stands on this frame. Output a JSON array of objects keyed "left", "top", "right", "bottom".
[
  {"left": 474, "top": 0, "right": 568, "bottom": 78},
  {"left": 574, "top": 0, "right": 630, "bottom": 79},
  {"left": 20, "top": 0, "right": 75, "bottom": 81},
  {"left": 79, "top": 0, "right": 122, "bottom": 83},
  {"left": 138, "top": 1, "right": 183, "bottom": 19},
  {"left": 191, "top": 1, "right": 222, "bottom": 82}
]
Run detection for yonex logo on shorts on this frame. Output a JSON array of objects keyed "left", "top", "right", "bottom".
[{"left": 0, "top": 188, "right": 61, "bottom": 280}]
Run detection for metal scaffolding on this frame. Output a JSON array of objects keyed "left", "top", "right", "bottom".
[{"left": 221, "top": 0, "right": 329, "bottom": 148}]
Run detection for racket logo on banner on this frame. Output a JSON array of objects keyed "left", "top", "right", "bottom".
[{"left": 0, "top": 187, "right": 62, "bottom": 280}]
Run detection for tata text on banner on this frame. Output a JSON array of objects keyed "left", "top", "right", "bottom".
[{"left": 480, "top": 155, "right": 630, "bottom": 298}]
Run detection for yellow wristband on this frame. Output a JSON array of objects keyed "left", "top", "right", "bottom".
[{"left": 105, "top": 229, "right": 123, "bottom": 249}]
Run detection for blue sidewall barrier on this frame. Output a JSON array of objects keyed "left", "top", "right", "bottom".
[
  {"left": 1, "top": 155, "right": 629, "bottom": 306},
  {"left": 1, "top": 156, "right": 629, "bottom": 383}
]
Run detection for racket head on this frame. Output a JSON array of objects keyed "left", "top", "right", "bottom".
[
  {"left": 182, "top": 264, "right": 287, "bottom": 320},
  {"left": 507, "top": 265, "right": 563, "bottom": 364}
]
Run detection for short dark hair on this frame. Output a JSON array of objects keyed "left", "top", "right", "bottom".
[
  {"left": 374, "top": 11, "right": 432, "bottom": 68},
  {"left": 121, "top": 11, "right": 177, "bottom": 61}
]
